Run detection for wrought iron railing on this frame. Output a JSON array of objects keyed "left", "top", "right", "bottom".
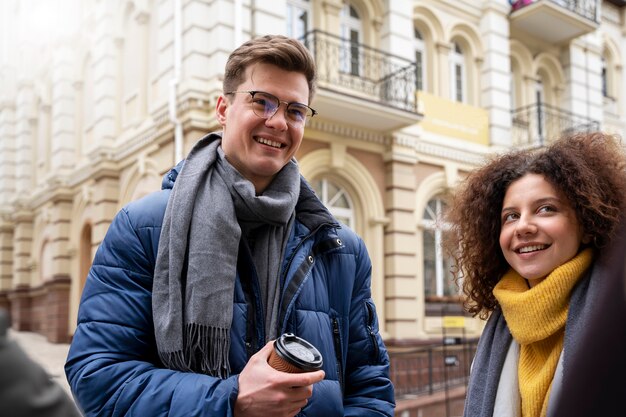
[
  {"left": 301, "top": 30, "right": 418, "bottom": 114},
  {"left": 511, "top": 103, "right": 600, "bottom": 146},
  {"left": 389, "top": 339, "right": 478, "bottom": 398},
  {"left": 512, "top": 0, "right": 599, "bottom": 22}
]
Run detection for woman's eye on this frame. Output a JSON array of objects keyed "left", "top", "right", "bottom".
[
  {"left": 503, "top": 213, "right": 518, "bottom": 222},
  {"left": 538, "top": 205, "right": 555, "bottom": 213}
]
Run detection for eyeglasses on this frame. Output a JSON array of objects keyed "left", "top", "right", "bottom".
[{"left": 225, "top": 90, "right": 317, "bottom": 128}]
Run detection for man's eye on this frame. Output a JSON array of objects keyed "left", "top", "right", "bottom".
[{"left": 288, "top": 107, "right": 306, "bottom": 120}]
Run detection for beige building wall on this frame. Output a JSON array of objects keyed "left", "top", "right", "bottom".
[{"left": 0, "top": 0, "right": 624, "bottom": 348}]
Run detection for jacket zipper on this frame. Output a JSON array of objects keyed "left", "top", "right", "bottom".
[
  {"left": 366, "top": 301, "right": 380, "bottom": 360},
  {"left": 332, "top": 317, "right": 344, "bottom": 394}
]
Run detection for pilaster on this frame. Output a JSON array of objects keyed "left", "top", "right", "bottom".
[
  {"left": 15, "top": 81, "right": 36, "bottom": 194},
  {"left": 479, "top": 1, "right": 513, "bottom": 147},
  {"left": 50, "top": 46, "right": 77, "bottom": 176},
  {"left": 383, "top": 138, "right": 420, "bottom": 340}
]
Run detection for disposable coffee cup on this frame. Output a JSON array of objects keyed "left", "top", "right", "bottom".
[{"left": 268, "top": 333, "right": 323, "bottom": 373}]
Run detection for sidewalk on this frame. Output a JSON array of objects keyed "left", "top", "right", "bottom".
[{"left": 7, "top": 329, "right": 72, "bottom": 396}]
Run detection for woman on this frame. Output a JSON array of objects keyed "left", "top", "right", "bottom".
[{"left": 444, "top": 132, "right": 626, "bottom": 417}]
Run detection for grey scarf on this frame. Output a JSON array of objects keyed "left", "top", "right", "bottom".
[{"left": 153, "top": 133, "right": 299, "bottom": 378}]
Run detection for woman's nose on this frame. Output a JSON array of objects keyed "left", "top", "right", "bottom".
[{"left": 515, "top": 214, "right": 537, "bottom": 236}]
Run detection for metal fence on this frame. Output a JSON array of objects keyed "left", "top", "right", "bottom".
[
  {"left": 389, "top": 339, "right": 478, "bottom": 398},
  {"left": 302, "top": 30, "right": 418, "bottom": 113},
  {"left": 511, "top": 103, "right": 600, "bottom": 146},
  {"left": 514, "top": 0, "right": 598, "bottom": 22}
]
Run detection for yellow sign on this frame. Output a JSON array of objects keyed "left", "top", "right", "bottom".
[
  {"left": 418, "top": 91, "right": 490, "bottom": 145},
  {"left": 442, "top": 316, "right": 466, "bottom": 328}
]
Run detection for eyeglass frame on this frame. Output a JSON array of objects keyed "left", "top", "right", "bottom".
[{"left": 224, "top": 90, "right": 317, "bottom": 128}]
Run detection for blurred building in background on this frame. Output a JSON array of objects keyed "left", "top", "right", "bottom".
[{"left": 1, "top": 0, "right": 625, "bottom": 414}]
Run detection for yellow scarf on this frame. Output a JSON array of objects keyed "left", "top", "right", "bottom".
[{"left": 493, "top": 248, "right": 592, "bottom": 417}]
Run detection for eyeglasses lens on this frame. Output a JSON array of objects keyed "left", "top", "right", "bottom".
[{"left": 250, "top": 92, "right": 311, "bottom": 127}]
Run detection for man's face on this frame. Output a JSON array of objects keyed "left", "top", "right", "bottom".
[{"left": 215, "top": 62, "right": 309, "bottom": 193}]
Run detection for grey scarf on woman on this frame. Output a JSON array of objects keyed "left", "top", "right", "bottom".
[{"left": 153, "top": 133, "right": 299, "bottom": 378}]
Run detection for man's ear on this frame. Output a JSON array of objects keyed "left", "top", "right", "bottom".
[{"left": 215, "top": 95, "right": 228, "bottom": 126}]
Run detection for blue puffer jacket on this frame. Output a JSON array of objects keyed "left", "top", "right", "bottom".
[{"left": 65, "top": 158, "right": 395, "bottom": 416}]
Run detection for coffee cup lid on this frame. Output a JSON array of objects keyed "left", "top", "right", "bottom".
[{"left": 274, "top": 333, "right": 323, "bottom": 371}]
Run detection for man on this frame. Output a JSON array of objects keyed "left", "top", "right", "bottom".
[
  {"left": 65, "top": 35, "right": 395, "bottom": 416},
  {"left": 0, "top": 309, "right": 82, "bottom": 417}
]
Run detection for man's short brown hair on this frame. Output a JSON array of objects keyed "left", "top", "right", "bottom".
[{"left": 223, "top": 35, "right": 317, "bottom": 103}]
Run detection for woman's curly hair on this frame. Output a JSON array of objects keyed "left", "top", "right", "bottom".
[{"left": 444, "top": 132, "right": 626, "bottom": 319}]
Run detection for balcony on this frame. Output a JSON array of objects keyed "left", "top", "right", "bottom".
[
  {"left": 510, "top": 0, "right": 599, "bottom": 44},
  {"left": 511, "top": 103, "right": 599, "bottom": 146},
  {"left": 302, "top": 30, "right": 422, "bottom": 132}
]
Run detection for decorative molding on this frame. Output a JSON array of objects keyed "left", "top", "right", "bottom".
[
  {"left": 307, "top": 118, "right": 390, "bottom": 145},
  {"left": 115, "top": 123, "right": 159, "bottom": 161},
  {"left": 413, "top": 140, "right": 487, "bottom": 165}
]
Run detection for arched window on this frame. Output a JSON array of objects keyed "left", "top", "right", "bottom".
[
  {"left": 340, "top": 3, "right": 362, "bottom": 76},
  {"left": 312, "top": 178, "right": 354, "bottom": 229},
  {"left": 422, "top": 196, "right": 455, "bottom": 299},
  {"left": 450, "top": 42, "right": 465, "bottom": 102},
  {"left": 287, "top": 0, "right": 311, "bottom": 40},
  {"left": 414, "top": 28, "right": 426, "bottom": 91}
]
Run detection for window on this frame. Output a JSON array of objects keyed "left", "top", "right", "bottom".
[
  {"left": 312, "top": 178, "right": 354, "bottom": 229},
  {"left": 340, "top": 3, "right": 362, "bottom": 76},
  {"left": 422, "top": 196, "right": 455, "bottom": 298},
  {"left": 414, "top": 28, "right": 426, "bottom": 91},
  {"left": 287, "top": 0, "right": 310, "bottom": 40},
  {"left": 601, "top": 56, "right": 608, "bottom": 98},
  {"left": 535, "top": 79, "right": 546, "bottom": 143},
  {"left": 450, "top": 42, "right": 465, "bottom": 102}
]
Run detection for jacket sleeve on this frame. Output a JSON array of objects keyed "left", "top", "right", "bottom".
[
  {"left": 343, "top": 234, "right": 395, "bottom": 416},
  {"left": 64, "top": 198, "right": 239, "bottom": 417}
]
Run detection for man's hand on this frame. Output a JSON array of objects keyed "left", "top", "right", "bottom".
[{"left": 235, "top": 340, "right": 325, "bottom": 417}]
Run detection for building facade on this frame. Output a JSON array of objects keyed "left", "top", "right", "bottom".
[{"left": 1, "top": 0, "right": 625, "bottom": 413}]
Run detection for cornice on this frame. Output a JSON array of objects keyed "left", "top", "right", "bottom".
[
  {"left": 413, "top": 139, "right": 488, "bottom": 165},
  {"left": 114, "top": 123, "right": 160, "bottom": 162},
  {"left": 307, "top": 118, "right": 391, "bottom": 146},
  {"left": 28, "top": 180, "right": 74, "bottom": 210}
]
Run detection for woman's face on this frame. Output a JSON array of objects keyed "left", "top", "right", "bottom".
[{"left": 499, "top": 173, "right": 585, "bottom": 286}]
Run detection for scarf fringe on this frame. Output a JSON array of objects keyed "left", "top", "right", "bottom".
[{"left": 158, "top": 323, "right": 231, "bottom": 378}]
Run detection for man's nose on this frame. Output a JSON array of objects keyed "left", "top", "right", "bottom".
[{"left": 265, "top": 104, "right": 289, "bottom": 131}]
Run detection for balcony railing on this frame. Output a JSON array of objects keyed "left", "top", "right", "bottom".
[
  {"left": 511, "top": 103, "right": 600, "bottom": 146},
  {"left": 509, "top": 0, "right": 599, "bottom": 44},
  {"left": 302, "top": 30, "right": 418, "bottom": 114},
  {"left": 512, "top": 0, "right": 598, "bottom": 22},
  {"left": 389, "top": 340, "right": 478, "bottom": 398}
]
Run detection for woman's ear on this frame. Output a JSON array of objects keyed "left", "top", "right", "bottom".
[
  {"left": 582, "top": 233, "right": 592, "bottom": 245},
  {"left": 215, "top": 95, "right": 228, "bottom": 126}
]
